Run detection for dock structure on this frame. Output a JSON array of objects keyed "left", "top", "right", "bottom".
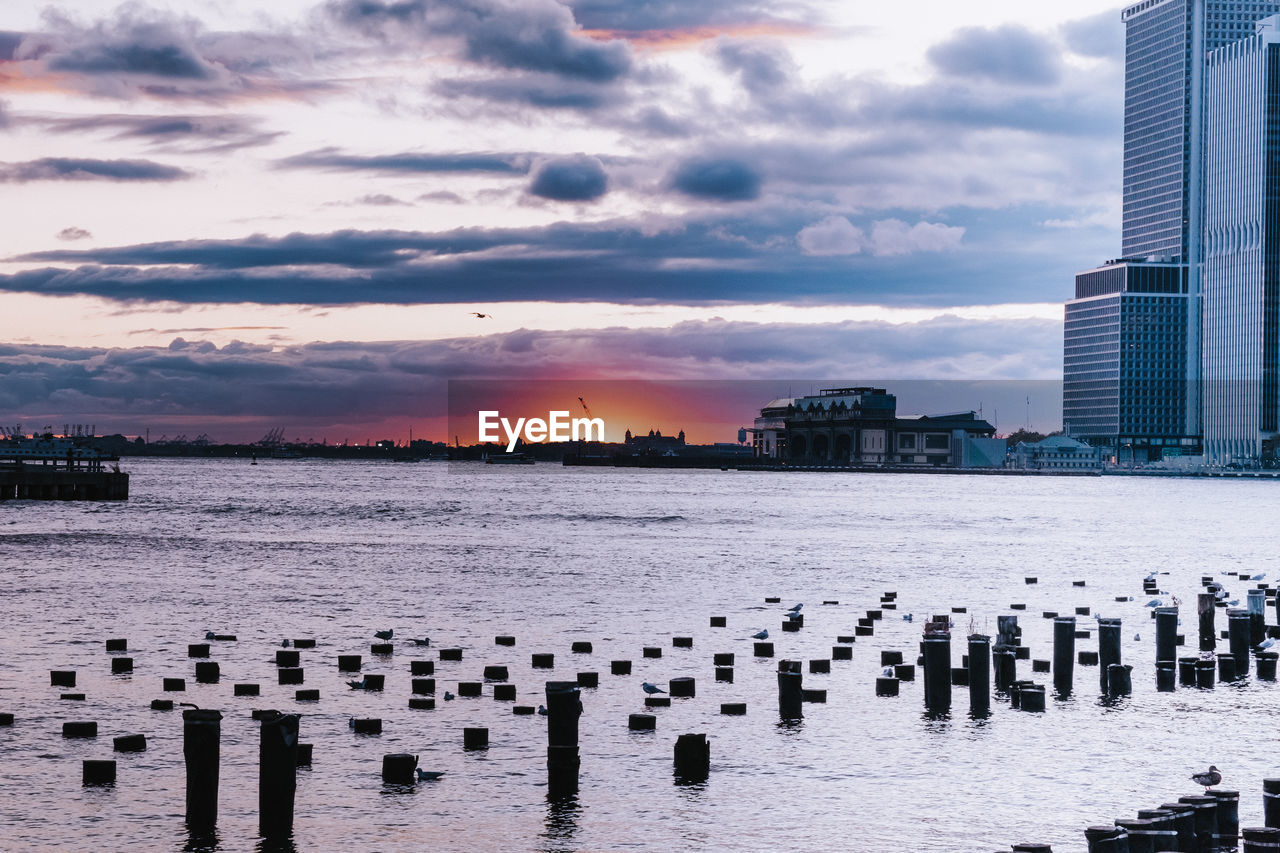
[{"left": 0, "top": 435, "right": 129, "bottom": 500}]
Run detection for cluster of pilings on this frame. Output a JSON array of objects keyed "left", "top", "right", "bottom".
[
  {"left": 10, "top": 597, "right": 899, "bottom": 839},
  {"left": 1080, "top": 778, "right": 1280, "bottom": 852}
]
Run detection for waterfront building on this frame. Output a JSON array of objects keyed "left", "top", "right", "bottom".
[
  {"left": 755, "top": 387, "right": 1001, "bottom": 468},
  {"left": 1010, "top": 436, "right": 1105, "bottom": 472},
  {"left": 1063, "top": 260, "right": 1199, "bottom": 462},
  {"left": 623, "top": 428, "right": 685, "bottom": 454},
  {"left": 1202, "top": 16, "right": 1280, "bottom": 463}
]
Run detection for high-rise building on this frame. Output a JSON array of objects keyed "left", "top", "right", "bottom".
[
  {"left": 1065, "top": 1, "right": 1280, "bottom": 458},
  {"left": 1202, "top": 17, "right": 1280, "bottom": 462},
  {"left": 1064, "top": 260, "right": 1194, "bottom": 462}
]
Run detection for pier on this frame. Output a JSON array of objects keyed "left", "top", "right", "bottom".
[{"left": 0, "top": 436, "right": 128, "bottom": 501}]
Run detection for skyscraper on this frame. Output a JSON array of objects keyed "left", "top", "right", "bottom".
[
  {"left": 1202, "top": 16, "right": 1280, "bottom": 462},
  {"left": 1064, "top": 0, "right": 1280, "bottom": 459}
]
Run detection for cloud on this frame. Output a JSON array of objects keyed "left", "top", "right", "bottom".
[
  {"left": 418, "top": 190, "right": 465, "bottom": 204},
  {"left": 528, "top": 155, "right": 608, "bottom": 200},
  {"left": 926, "top": 25, "right": 1061, "bottom": 86},
  {"left": 796, "top": 217, "right": 965, "bottom": 257},
  {"left": 435, "top": 75, "right": 620, "bottom": 111},
  {"left": 325, "top": 0, "right": 631, "bottom": 81},
  {"left": 56, "top": 227, "right": 92, "bottom": 241},
  {"left": 671, "top": 157, "right": 761, "bottom": 201},
  {"left": 796, "top": 216, "right": 863, "bottom": 255},
  {"left": 356, "top": 193, "right": 411, "bottom": 206},
  {"left": 1061, "top": 10, "right": 1122, "bottom": 60},
  {"left": 38, "top": 113, "right": 282, "bottom": 153},
  {"left": 0, "top": 316, "right": 1061, "bottom": 434},
  {"left": 715, "top": 39, "right": 794, "bottom": 95},
  {"left": 565, "top": 0, "right": 809, "bottom": 35},
  {"left": 0, "top": 157, "right": 190, "bottom": 182},
  {"left": 276, "top": 147, "right": 533, "bottom": 175},
  {"left": 11, "top": 7, "right": 319, "bottom": 101}
]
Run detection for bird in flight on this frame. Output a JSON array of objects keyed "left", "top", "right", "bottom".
[{"left": 471, "top": 312, "right": 493, "bottom": 319}]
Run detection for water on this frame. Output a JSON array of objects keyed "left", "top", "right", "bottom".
[{"left": 1, "top": 459, "right": 1278, "bottom": 851}]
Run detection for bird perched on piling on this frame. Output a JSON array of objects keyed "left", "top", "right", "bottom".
[
  {"left": 415, "top": 769, "right": 445, "bottom": 782},
  {"left": 1253, "top": 572, "right": 1267, "bottom": 581},
  {"left": 412, "top": 637, "right": 431, "bottom": 646},
  {"left": 787, "top": 603, "right": 802, "bottom": 614},
  {"left": 1146, "top": 599, "right": 1162, "bottom": 607},
  {"left": 641, "top": 682, "right": 666, "bottom": 695},
  {"left": 751, "top": 629, "right": 769, "bottom": 640},
  {"left": 1258, "top": 638, "right": 1277, "bottom": 651},
  {"left": 374, "top": 629, "right": 394, "bottom": 641},
  {"left": 1191, "top": 765, "right": 1222, "bottom": 792}
]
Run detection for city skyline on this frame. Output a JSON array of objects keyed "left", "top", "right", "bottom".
[{"left": 0, "top": 1, "right": 1124, "bottom": 441}]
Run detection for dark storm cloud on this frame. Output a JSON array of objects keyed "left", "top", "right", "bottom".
[
  {"left": 0, "top": 316, "right": 1060, "bottom": 425},
  {"left": 0, "top": 31, "right": 23, "bottom": 61},
  {"left": 435, "top": 75, "right": 618, "bottom": 111},
  {"left": 528, "top": 155, "right": 608, "bottom": 200},
  {"left": 39, "top": 113, "right": 281, "bottom": 153},
  {"left": 13, "top": 8, "right": 319, "bottom": 101},
  {"left": 926, "top": 25, "right": 1062, "bottom": 86},
  {"left": 0, "top": 157, "right": 190, "bottom": 182},
  {"left": 1061, "top": 9, "right": 1123, "bottom": 60},
  {"left": 670, "top": 157, "right": 762, "bottom": 201},
  {"left": 563, "top": 0, "right": 804, "bottom": 33},
  {"left": 325, "top": 0, "right": 631, "bottom": 81},
  {"left": 276, "top": 147, "right": 534, "bottom": 175}
]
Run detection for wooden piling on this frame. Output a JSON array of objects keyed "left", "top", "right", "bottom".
[
  {"left": 1229, "top": 609, "right": 1252, "bottom": 675},
  {"left": 968, "top": 634, "right": 990, "bottom": 716},
  {"left": 922, "top": 632, "right": 951, "bottom": 713},
  {"left": 1053, "top": 617, "right": 1075, "bottom": 697},
  {"left": 258, "top": 712, "right": 299, "bottom": 838},
  {"left": 673, "top": 733, "right": 709, "bottom": 783},
  {"left": 777, "top": 660, "right": 803, "bottom": 720},
  {"left": 1199, "top": 594, "right": 1217, "bottom": 651},
  {"left": 182, "top": 708, "right": 222, "bottom": 831},
  {"left": 1098, "top": 618, "right": 1122, "bottom": 692},
  {"left": 1155, "top": 607, "right": 1178, "bottom": 664}
]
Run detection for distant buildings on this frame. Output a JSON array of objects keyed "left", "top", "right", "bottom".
[
  {"left": 1010, "top": 436, "right": 1104, "bottom": 472},
  {"left": 751, "top": 387, "right": 1003, "bottom": 468},
  {"left": 623, "top": 428, "right": 685, "bottom": 453},
  {"left": 1065, "top": 3, "right": 1280, "bottom": 466}
]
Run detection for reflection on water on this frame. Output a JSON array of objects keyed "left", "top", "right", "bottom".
[{"left": 3, "top": 459, "right": 1280, "bottom": 851}]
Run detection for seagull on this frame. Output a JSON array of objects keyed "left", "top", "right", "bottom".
[
  {"left": 1146, "top": 599, "right": 1162, "bottom": 607},
  {"left": 881, "top": 666, "right": 894, "bottom": 677},
  {"left": 1134, "top": 633, "right": 1141, "bottom": 641},
  {"left": 1144, "top": 571, "right": 1158, "bottom": 581},
  {"left": 787, "top": 603, "right": 803, "bottom": 613},
  {"left": 1191, "top": 765, "right": 1223, "bottom": 792},
  {"left": 347, "top": 717, "right": 356, "bottom": 729},
  {"left": 537, "top": 704, "right": 548, "bottom": 716},
  {"left": 415, "top": 769, "right": 445, "bottom": 782},
  {"left": 411, "top": 637, "right": 431, "bottom": 646},
  {"left": 204, "top": 631, "right": 216, "bottom": 640},
  {"left": 374, "top": 629, "right": 393, "bottom": 641},
  {"left": 346, "top": 677, "right": 367, "bottom": 690},
  {"left": 1259, "top": 638, "right": 1277, "bottom": 651},
  {"left": 470, "top": 312, "right": 492, "bottom": 319},
  {"left": 1229, "top": 600, "right": 1240, "bottom": 607},
  {"left": 902, "top": 613, "right": 913, "bottom": 622},
  {"left": 786, "top": 611, "right": 802, "bottom": 621},
  {"left": 641, "top": 682, "right": 666, "bottom": 695},
  {"left": 443, "top": 691, "right": 455, "bottom": 701},
  {"left": 751, "top": 629, "right": 769, "bottom": 640},
  {"left": 1253, "top": 573, "right": 1267, "bottom": 581},
  {"left": 281, "top": 639, "right": 290, "bottom": 648}
]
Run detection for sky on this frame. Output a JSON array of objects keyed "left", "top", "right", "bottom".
[{"left": 0, "top": 0, "right": 1126, "bottom": 442}]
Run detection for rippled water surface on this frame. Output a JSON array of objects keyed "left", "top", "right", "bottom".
[{"left": 3, "top": 459, "right": 1280, "bottom": 852}]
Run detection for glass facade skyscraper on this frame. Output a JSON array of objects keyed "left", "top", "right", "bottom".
[
  {"left": 1202, "top": 19, "right": 1280, "bottom": 462},
  {"left": 1065, "top": 1, "right": 1280, "bottom": 461},
  {"left": 1064, "top": 261, "right": 1193, "bottom": 461}
]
